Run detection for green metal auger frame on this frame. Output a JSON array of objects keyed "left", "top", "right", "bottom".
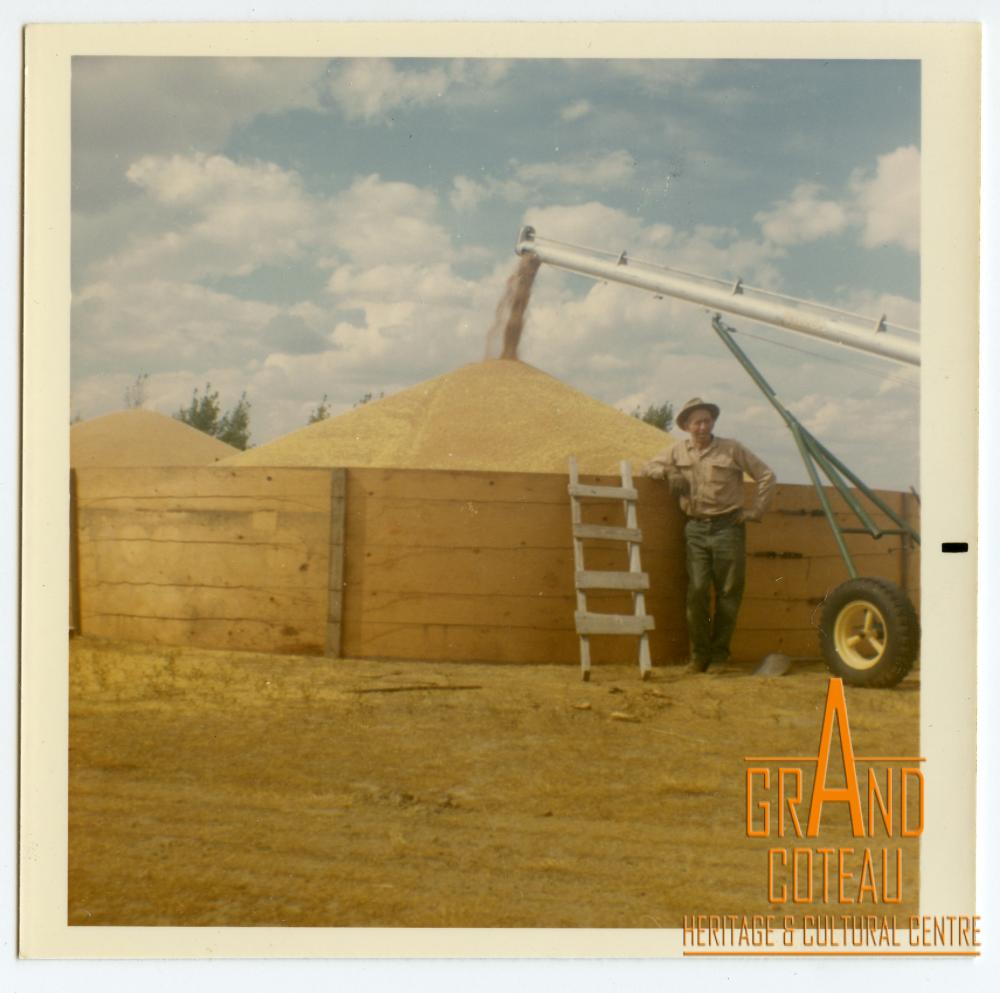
[{"left": 709, "top": 314, "right": 920, "bottom": 580}]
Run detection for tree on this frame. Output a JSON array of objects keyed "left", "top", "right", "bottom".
[
  {"left": 353, "top": 390, "right": 384, "bottom": 408},
  {"left": 175, "top": 383, "right": 221, "bottom": 435},
  {"left": 632, "top": 401, "right": 674, "bottom": 432},
  {"left": 217, "top": 392, "right": 252, "bottom": 450},
  {"left": 308, "top": 395, "right": 331, "bottom": 424},
  {"left": 124, "top": 372, "right": 149, "bottom": 409},
  {"left": 175, "top": 383, "right": 252, "bottom": 450}
]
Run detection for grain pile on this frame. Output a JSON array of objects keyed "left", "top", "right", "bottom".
[
  {"left": 222, "top": 360, "right": 675, "bottom": 474},
  {"left": 71, "top": 409, "right": 238, "bottom": 468}
]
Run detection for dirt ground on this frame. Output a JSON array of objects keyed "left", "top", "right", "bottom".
[{"left": 69, "top": 638, "right": 920, "bottom": 928}]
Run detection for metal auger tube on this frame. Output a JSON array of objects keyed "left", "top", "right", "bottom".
[{"left": 515, "top": 226, "right": 920, "bottom": 367}]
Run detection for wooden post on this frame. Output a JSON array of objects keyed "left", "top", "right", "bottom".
[{"left": 325, "top": 468, "right": 347, "bottom": 657}]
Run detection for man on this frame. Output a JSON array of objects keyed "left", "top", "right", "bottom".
[{"left": 643, "top": 397, "right": 775, "bottom": 672}]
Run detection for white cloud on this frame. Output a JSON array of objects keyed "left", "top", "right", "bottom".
[
  {"left": 515, "top": 149, "right": 637, "bottom": 188},
  {"left": 522, "top": 201, "right": 652, "bottom": 253},
  {"left": 327, "top": 58, "right": 511, "bottom": 122},
  {"left": 560, "top": 100, "right": 592, "bottom": 122},
  {"left": 72, "top": 159, "right": 478, "bottom": 417},
  {"left": 327, "top": 262, "right": 478, "bottom": 305},
  {"left": 594, "top": 54, "right": 751, "bottom": 111},
  {"left": 449, "top": 150, "right": 637, "bottom": 212},
  {"left": 223, "top": 257, "right": 513, "bottom": 441},
  {"left": 88, "top": 154, "right": 321, "bottom": 283},
  {"left": 72, "top": 160, "right": 510, "bottom": 440},
  {"left": 327, "top": 174, "right": 456, "bottom": 267},
  {"left": 588, "top": 353, "right": 630, "bottom": 372},
  {"left": 73, "top": 57, "right": 327, "bottom": 209},
  {"left": 604, "top": 61, "right": 707, "bottom": 92},
  {"left": 756, "top": 146, "right": 920, "bottom": 255},
  {"left": 88, "top": 157, "right": 456, "bottom": 289},
  {"left": 449, "top": 176, "right": 489, "bottom": 212},
  {"left": 126, "top": 153, "right": 291, "bottom": 207},
  {"left": 850, "top": 145, "right": 920, "bottom": 253},
  {"left": 449, "top": 176, "right": 483, "bottom": 212},
  {"left": 327, "top": 59, "right": 450, "bottom": 121},
  {"left": 72, "top": 278, "right": 283, "bottom": 376},
  {"left": 789, "top": 386, "right": 918, "bottom": 480},
  {"left": 448, "top": 174, "right": 532, "bottom": 212},
  {"left": 754, "top": 182, "right": 849, "bottom": 246}
]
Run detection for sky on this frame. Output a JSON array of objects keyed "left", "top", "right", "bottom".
[{"left": 71, "top": 56, "right": 921, "bottom": 488}]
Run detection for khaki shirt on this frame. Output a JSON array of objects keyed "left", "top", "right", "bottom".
[{"left": 643, "top": 436, "right": 776, "bottom": 521}]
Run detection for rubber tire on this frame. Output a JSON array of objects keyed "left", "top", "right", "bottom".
[{"left": 819, "top": 577, "right": 919, "bottom": 688}]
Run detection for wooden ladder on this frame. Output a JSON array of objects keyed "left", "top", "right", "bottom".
[{"left": 568, "top": 457, "right": 654, "bottom": 681}]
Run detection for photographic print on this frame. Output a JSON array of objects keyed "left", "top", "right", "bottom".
[{"left": 20, "top": 22, "right": 980, "bottom": 959}]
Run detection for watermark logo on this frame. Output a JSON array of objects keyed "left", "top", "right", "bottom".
[
  {"left": 682, "top": 678, "right": 980, "bottom": 956},
  {"left": 746, "top": 676, "right": 920, "bottom": 906}
]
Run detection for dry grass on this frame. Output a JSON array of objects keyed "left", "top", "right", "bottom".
[{"left": 69, "top": 638, "right": 920, "bottom": 927}]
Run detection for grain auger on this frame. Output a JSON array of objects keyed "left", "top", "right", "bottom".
[{"left": 516, "top": 225, "right": 921, "bottom": 687}]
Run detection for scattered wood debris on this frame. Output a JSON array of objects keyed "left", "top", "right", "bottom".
[{"left": 609, "top": 711, "right": 640, "bottom": 723}]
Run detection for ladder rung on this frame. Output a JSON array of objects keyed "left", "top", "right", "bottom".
[
  {"left": 568, "top": 483, "right": 638, "bottom": 501},
  {"left": 576, "top": 570, "right": 649, "bottom": 591},
  {"left": 574, "top": 612, "right": 655, "bottom": 635},
  {"left": 573, "top": 523, "right": 643, "bottom": 542}
]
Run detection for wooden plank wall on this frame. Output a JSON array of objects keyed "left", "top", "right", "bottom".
[
  {"left": 341, "top": 469, "right": 918, "bottom": 666},
  {"left": 73, "top": 465, "right": 919, "bottom": 666},
  {"left": 341, "top": 468, "right": 689, "bottom": 665},
  {"left": 75, "top": 467, "right": 334, "bottom": 655},
  {"left": 736, "top": 482, "right": 920, "bottom": 660}
]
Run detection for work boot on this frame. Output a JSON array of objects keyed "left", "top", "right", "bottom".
[{"left": 686, "top": 657, "right": 710, "bottom": 674}]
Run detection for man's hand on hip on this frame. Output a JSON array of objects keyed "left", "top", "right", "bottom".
[{"left": 667, "top": 473, "right": 690, "bottom": 497}]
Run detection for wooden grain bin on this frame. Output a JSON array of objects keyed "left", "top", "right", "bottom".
[
  {"left": 70, "top": 408, "right": 240, "bottom": 635},
  {"left": 72, "top": 464, "right": 917, "bottom": 666},
  {"left": 71, "top": 361, "right": 918, "bottom": 666}
]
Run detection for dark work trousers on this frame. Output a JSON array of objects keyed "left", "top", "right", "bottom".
[{"left": 684, "top": 510, "right": 746, "bottom": 666}]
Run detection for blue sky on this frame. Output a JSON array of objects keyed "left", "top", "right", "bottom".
[{"left": 71, "top": 56, "right": 921, "bottom": 487}]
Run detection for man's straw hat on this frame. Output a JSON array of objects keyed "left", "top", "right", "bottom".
[{"left": 676, "top": 397, "right": 721, "bottom": 431}]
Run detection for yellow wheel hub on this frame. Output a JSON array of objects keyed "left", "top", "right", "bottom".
[{"left": 833, "top": 599, "right": 887, "bottom": 670}]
